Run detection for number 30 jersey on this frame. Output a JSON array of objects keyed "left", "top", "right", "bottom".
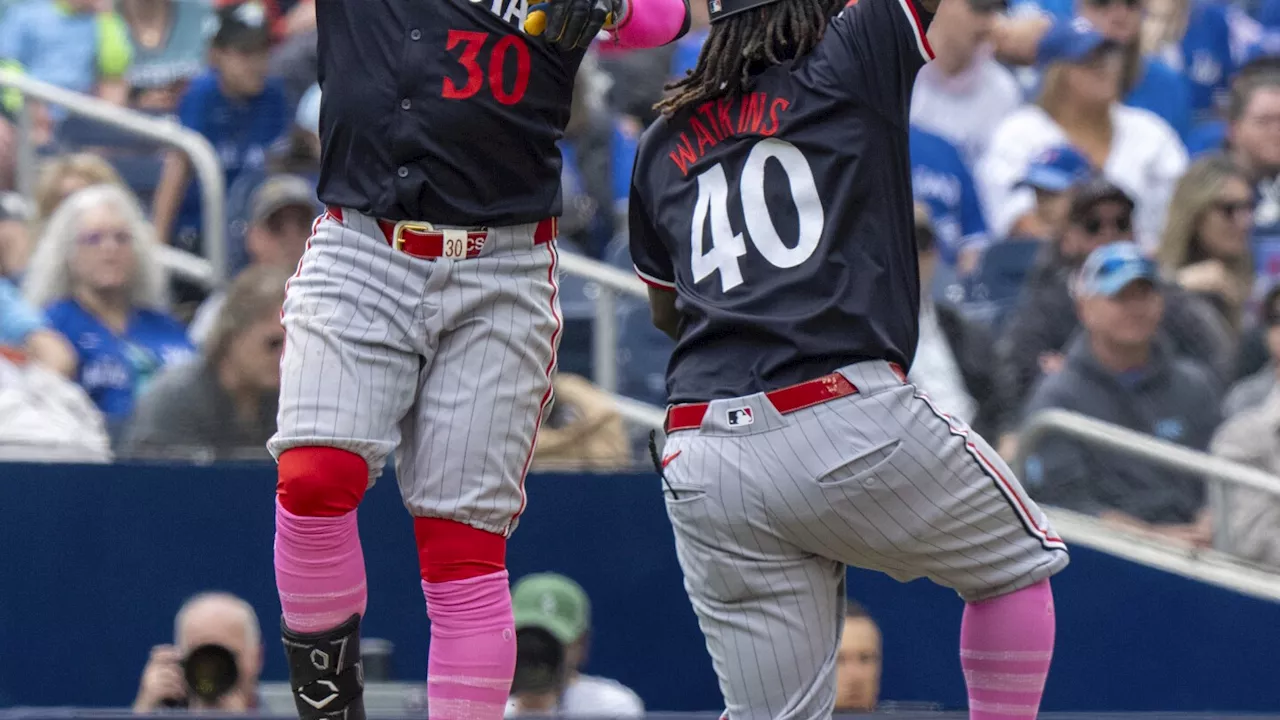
[
  {"left": 629, "top": 0, "right": 935, "bottom": 404},
  {"left": 315, "top": 0, "right": 585, "bottom": 225}
]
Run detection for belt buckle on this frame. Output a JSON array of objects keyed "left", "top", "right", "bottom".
[{"left": 391, "top": 220, "right": 435, "bottom": 253}]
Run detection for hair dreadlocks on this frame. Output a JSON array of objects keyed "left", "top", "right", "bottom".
[{"left": 656, "top": 0, "right": 847, "bottom": 116}]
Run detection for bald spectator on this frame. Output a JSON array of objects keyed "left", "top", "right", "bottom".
[{"left": 134, "top": 592, "right": 264, "bottom": 712}]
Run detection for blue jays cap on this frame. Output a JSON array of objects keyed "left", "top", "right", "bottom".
[
  {"left": 1036, "top": 18, "right": 1114, "bottom": 68},
  {"left": 1017, "top": 145, "right": 1093, "bottom": 192},
  {"left": 1076, "top": 242, "right": 1158, "bottom": 298}
]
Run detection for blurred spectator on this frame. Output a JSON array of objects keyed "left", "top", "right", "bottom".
[
  {"left": 120, "top": 0, "right": 216, "bottom": 112},
  {"left": 1223, "top": 64, "right": 1280, "bottom": 280},
  {"left": 834, "top": 601, "right": 882, "bottom": 713},
  {"left": 22, "top": 184, "right": 194, "bottom": 430},
  {"left": 266, "top": 81, "right": 320, "bottom": 179},
  {"left": 0, "top": 191, "right": 31, "bottom": 279},
  {"left": 134, "top": 592, "right": 264, "bottom": 712},
  {"left": 910, "top": 126, "right": 989, "bottom": 280},
  {"left": 909, "top": 203, "right": 1008, "bottom": 438},
  {"left": 1076, "top": 0, "right": 1192, "bottom": 139},
  {"left": 1141, "top": 0, "right": 1239, "bottom": 126},
  {"left": 265, "top": 0, "right": 315, "bottom": 109},
  {"left": 1212, "top": 290, "right": 1280, "bottom": 568},
  {"left": 531, "top": 373, "right": 632, "bottom": 471},
  {"left": 191, "top": 174, "right": 312, "bottom": 342},
  {"left": 1223, "top": 283, "right": 1280, "bottom": 416},
  {"left": 667, "top": 0, "right": 709, "bottom": 81},
  {"left": 0, "top": 0, "right": 131, "bottom": 105},
  {"left": 0, "top": 345, "right": 111, "bottom": 462},
  {"left": 507, "top": 573, "right": 643, "bottom": 717},
  {"left": 979, "top": 19, "right": 1187, "bottom": 250},
  {"left": 0, "top": 276, "right": 75, "bottom": 375},
  {"left": 1022, "top": 242, "right": 1219, "bottom": 546},
  {"left": 151, "top": 1, "right": 288, "bottom": 255},
  {"left": 1157, "top": 154, "right": 1256, "bottom": 332},
  {"left": 960, "top": 145, "right": 1092, "bottom": 332},
  {"left": 910, "top": 0, "right": 1023, "bottom": 164},
  {"left": 996, "top": 179, "right": 1232, "bottom": 424},
  {"left": 32, "top": 152, "right": 126, "bottom": 233},
  {"left": 123, "top": 264, "right": 286, "bottom": 461},
  {"left": 560, "top": 56, "right": 615, "bottom": 256}
]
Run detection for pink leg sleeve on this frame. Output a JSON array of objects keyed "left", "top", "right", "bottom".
[{"left": 960, "top": 579, "right": 1057, "bottom": 720}]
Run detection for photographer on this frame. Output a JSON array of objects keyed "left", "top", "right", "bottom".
[
  {"left": 508, "top": 573, "right": 642, "bottom": 717},
  {"left": 133, "top": 592, "right": 264, "bottom": 713}
]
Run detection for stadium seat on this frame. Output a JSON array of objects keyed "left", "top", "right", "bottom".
[{"left": 957, "top": 237, "right": 1045, "bottom": 332}]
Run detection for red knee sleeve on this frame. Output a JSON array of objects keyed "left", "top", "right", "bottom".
[
  {"left": 415, "top": 517, "right": 507, "bottom": 583},
  {"left": 276, "top": 447, "right": 369, "bottom": 517}
]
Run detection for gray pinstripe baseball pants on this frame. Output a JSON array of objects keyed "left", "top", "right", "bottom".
[{"left": 660, "top": 360, "right": 1069, "bottom": 720}]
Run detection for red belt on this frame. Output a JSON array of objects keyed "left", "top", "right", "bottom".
[
  {"left": 327, "top": 207, "right": 556, "bottom": 260},
  {"left": 664, "top": 364, "right": 906, "bottom": 433}
]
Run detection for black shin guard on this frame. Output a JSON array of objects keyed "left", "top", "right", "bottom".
[{"left": 281, "top": 614, "right": 366, "bottom": 720}]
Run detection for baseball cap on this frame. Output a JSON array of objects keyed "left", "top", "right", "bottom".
[
  {"left": 1076, "top": 242, "right": 1157, "bottom": 298},
  {"left": 1017, "top": 145, "right": 1093, "bottom": 193},
  {"left": 1068, "top": 177, "right": 1134, "bottom": 223},
  {"left": 1036, "top": 18, "right": 1115, "bottom": 68},
  {"left": 250, "top": 175, "right": 315, "bottom": 225},
  {"left": 212, "top": 2, "right": 271, "bottom": 52},
  {"left": 511, "top": 573, "right": 589, "bottom": 645}
]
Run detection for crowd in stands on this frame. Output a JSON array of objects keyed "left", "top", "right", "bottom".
[{"left": 0, "top": 0, "right": 1278, "bottom": 575}]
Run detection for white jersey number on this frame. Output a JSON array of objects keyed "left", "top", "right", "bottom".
[{"left": 690, "top": 138, "right": 825, "bottom": 293}]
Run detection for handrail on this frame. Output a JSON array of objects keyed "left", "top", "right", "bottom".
[
  {"left": 558, "top": 250, "right": 647, "bottom": 300},
  {"left": 0, "top": 70, "right": 226, "bottom": 289},
  {"left": 558, "top": 250, "right": 648, "bottom": 393},
  {"left": 1016, "top": 408, "right": 1280, "bottom": 553}
]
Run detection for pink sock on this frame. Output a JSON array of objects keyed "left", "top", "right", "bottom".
[
  {"left": 960, "top": 579, "right": 1056, "bottom": 720},
  {"left": 274, "top": 499, "right": 368, "bottom": 632},
  {"left": 424, "top": 571, "right": 516, "bottom": 720},
  {"left": 605, "top": 0, "right": 688, "bottom": 49}
]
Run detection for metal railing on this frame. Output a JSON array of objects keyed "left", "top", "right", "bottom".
[
  {"left": 1016, "top": 408, "right": 1280, "bottom": 554},
  {"left": 0, "top": 70, "right": 226, "bottom": 289}
]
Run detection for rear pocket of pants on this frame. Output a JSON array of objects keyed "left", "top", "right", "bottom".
[{"left": 814, "top": 439, "right": 903, "bottom": 489}]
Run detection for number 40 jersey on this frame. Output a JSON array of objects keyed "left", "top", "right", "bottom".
[{"left": 629, "top": 0, "right": 936, "bottom": 405}]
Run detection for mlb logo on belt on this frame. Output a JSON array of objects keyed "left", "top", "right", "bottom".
[{"left": 726, "top": 407, "right": 754, "bottom": 427}]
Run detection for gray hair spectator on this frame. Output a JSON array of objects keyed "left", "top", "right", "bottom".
[
  {"left": 507, "top": 573, "right": 643, "bottom": 717},
  {"left": 996, "top": 179, "right": 1232, "bottom": 443},
  {"left": 1021, "top": 242, "right": 1220, "bottom": 547},
  {"left": 190, "top": 174, "right": 313, "bottom": 344},
  {"left": 909, "top": 203, "right": 1009, "bottom": 438},
  {"left": 1210, "top": 289, "right": 1280, "bottom": 568},
  {"left": 134, "top": 592, "right": 264, "bottom": 712},
  {"left": 123, "top": 264, "right": 288, "bottom": 461},
  {"left": 834, "top": 601, "right": 882, "bottom": 712}
]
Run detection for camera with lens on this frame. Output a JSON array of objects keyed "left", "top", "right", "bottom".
[
  {"left": 160, "top": 644, "right": 240, "bottom": 709},
  {"left": 511, "top": 627, "right": 568, "bottom": 698}
]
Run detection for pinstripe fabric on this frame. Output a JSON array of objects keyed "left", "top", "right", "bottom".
[
  {"left": 660, "top": 360, "right": 1069, "bottom": 720},
  {"left": 270, "top": 209, "right": 560, "bottom": 536}
]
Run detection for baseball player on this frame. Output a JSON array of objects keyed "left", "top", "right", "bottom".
[
  {"left": 269, "top": 0, "right": 692, "bottom": 717},
  {"left": 628, "top": 0, "right": 1071, "bottom": 717}
]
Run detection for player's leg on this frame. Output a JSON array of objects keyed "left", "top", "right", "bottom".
[
  {"left": 270, "top": 209, "right": 432, "bottom": 720},
  {"left": 396, "top": 225, "right": 561, "bottom": 719},
  {"left": 660, "top": 430, "right": 847, "bottom": 720},
  {"left": 774, "top": 360, "right": 1068, "bottom": 720}
]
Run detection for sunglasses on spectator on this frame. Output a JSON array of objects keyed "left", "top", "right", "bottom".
[
  {"left": 1211, "top": 200, "right": 1253, "bottom": 220},
  {"left": 78, "top": 229, "right": 132, "bottom": 246},
  {"left": 1080, "top": 214, "right": 1132, "bottom": 235}
]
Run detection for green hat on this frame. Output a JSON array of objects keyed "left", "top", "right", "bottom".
[{"left": 511, "top": 573, "right": 590, "bottom": 645}]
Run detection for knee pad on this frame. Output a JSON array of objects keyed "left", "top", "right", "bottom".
[
  {"left": 277, "top": 447, "right": 369, "bottom": 517},
  {"left": 415, "top": 517, "right": 506, "bottom": 583}
]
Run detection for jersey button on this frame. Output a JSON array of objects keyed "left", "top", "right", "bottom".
[
  {"left": 397, "top": 166, "right": 409, "bottom": 178},
  {"left": 400, "top": 98, "right": 411, "bottom": 110},
  {"left": 410, "top": 28, "right": 421, "bottom": 40}
]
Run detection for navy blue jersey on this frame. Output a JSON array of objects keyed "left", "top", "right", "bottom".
[
  {"left": 629, "top": 0, "right": 934, "bottom": 403},
  {"left": 315, "top": 0, "right": 586, "bottom": 225}
]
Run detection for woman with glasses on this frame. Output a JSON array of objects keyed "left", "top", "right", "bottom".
[
  {"left": 22, "top": 184, "right": 194, "bottom": 432},
  {"left": 979, "top": 18, "right": 1188, "bottom": 250},
  {"left": 1157, "top": 155, "right": 1257, "bottom": 331}
]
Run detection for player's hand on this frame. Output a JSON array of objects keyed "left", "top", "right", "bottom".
[
  {"left": 525, "top": 0, "right": 620, "bottom": 49},
  {"left": 134, "top": 645, "right": 187, "bottom": 712}
]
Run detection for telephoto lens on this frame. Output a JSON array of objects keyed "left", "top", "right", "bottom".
[{"left": 182, "top": 644, "right": 239, "bottom": 706}]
